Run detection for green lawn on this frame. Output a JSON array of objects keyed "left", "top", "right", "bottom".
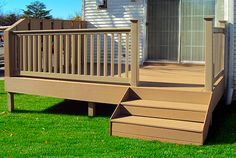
[{"left": 0, "top": 80, "right": 236, "bottom": 158}]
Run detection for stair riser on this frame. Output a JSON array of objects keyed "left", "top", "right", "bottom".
[
  {"left": 123, "top": 106, "right": 206, "bottom": 122},
  {"left": 112, "top": 123, "right": 203, "bottom": 144},
  {"left": 112, "top": 131, "right": 203, "bottom": 145},
  {"left": 131, "top": 88, "right": 211, "bottom": 104}
]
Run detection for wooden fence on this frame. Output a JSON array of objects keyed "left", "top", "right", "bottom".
[
  {"left": 5, "top": 18, "right": 139, "bottom": 86},
  {"left": 204, "top": 17, "right": 226, "bottom": 91}
]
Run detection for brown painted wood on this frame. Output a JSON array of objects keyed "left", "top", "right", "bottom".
[
  {"left": 111, "top": 122, "right": 202, "bottom": 144},
  {"left": 48, "top": 35, "right": 52, "bottom": 73},
  {"left": 27, "top": 35, "right": 32, "bottom": 71},
  {"left": 122, "top": 100, "right": 208, "bottom": 112},
  {"left": 5, "top": 77, "right": 129, "bottom": 104},
  {"left": 88, "top": 102, "right": 96, "bottom": 117},
  {"left": 112, "top": 131, "right": 202, "bottom": 145},
  {"left": 111, "top": 116, "right": 203, "bottom": 132},
  {"left": 123, "top": 105, "right": 206, "bottom": 123},
  {"left": 7, "top": 92, "right": 14, "bottom": 112}
]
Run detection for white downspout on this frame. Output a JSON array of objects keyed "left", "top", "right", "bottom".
[
  {"left": 225, "top": 0, "right": 234, "bottom": 105},
  {"left": 82, "top": 0, "right": 86, "bottom": 20}
]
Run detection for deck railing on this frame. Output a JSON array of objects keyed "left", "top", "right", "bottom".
[
  {"left": 204, "top": 17, "right": 226, "bottom": 91},
  {"left": 5, "top": 18, "right": 139, "bottom": 86}
]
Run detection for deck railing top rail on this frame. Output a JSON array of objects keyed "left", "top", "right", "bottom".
[
  {"left": 5, "top": 18, "right": 140, "bottom": 86},
  {"left": 13, "top": 28, "right": 131, "bottom": 34}
]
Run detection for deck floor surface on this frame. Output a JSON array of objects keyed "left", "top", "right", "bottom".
[{"left": 139, "top": 64, "right": 205, "bottom": 91}]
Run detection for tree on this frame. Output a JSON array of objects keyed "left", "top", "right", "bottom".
[
  {"left": 0, "top": 13, "right": 21, "bottom": 26},
  {"left": 22, "top": 1, "right": 52, "bottom": 19},
  {"left": 71, "top": 12, "right": 82, "bottom": 21}
]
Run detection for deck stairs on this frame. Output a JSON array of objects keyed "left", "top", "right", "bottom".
[{"left": 110, "top": 88, "right": 220, "bottom": 145}]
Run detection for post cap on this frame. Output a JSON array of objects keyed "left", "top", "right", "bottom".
[
  {"left": 204, "top": 16, "right": 214, "bottom": 21},
  {"left": 219, "top": 20, "right": 227, "bottom": 24},
  {"left": 130, "top": 20, "right": 138, "bottom": 23}
]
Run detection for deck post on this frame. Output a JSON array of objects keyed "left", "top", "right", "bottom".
[
  {"left": 130, "top": 20, "right": 139, "bottom": 87},
  {"left": 204, "top": 17, "right": 214, "bottom": 91},
  {"left": 7, "top": 92, "right": 14, "bottom": 112},
  {"left": 4, "top": 28, "right": 16, "bottom": 77},
  {"left": 88, "top": 102, "right": 96, "bottom": 117}
]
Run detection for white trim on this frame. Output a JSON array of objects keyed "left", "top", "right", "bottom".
[
  {"left": 178, "top": 0, "right": 182, "bottom": 63},
  {"left": 82, "top": 0, "right": 85, "bottom": 20},
  {"left": 224, "top": 0, "right": 229, "bottom": 21}
]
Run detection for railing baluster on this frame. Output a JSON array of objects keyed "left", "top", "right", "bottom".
[
  {"left": 38, "top": 35, "right": 42, "bottom": 72},
  {"left": 60, "top": 35, "right": 63, "bottom": 73},
  {"left": 14, "top": 36, "right": 19, "bottom": 74},
  {"left": 90, "top": 34, "right": 94, "bottom": 76},
  {"left": 97, "top": 34, "right": 101, "bottom": 76},
  {"left": 23, "top": 36, "right": 27, "bottom": 71},
  {"left": 125, "top": 33, "right": 129, "bottom": 78},
  {"left": 78, "top": 34, "right": 81, "bottom": 75},
  {"left": 48, "top": 35, "right": 52, "bottom": 73},
  {"left": 84, "top": 34, "right": 88, "bottom": 75},
  {"left": 71, "top": 34, "right": 76, "bottom": 74},
  {"left": 65, "top": 34, "right": 70, "bottom": 74},
  {"left": 118, "top": 33, "right": 122, "bottom": 77},
  {"left": 111, "top": 33, "right": 114, "bottom": 77},
  {"left": 14, "top": 26, "right": 133, "bottom": 84},
  {"left": 54, "top": 35, "right": 58, "bottom": 73},
  {"left": 43, "top": 35, "right": 48, "bottom": 72},
  {"left": 104, "top": 33, "right": 108, "bottom": 76},
  {"left": 33, "top": 35, "right": 37, "bottom": 72},
  {"left": 20, "top": 36, "right": 23, "bottom": 71},
  {"left": 28, "top": 35, "right": 32, "bottom": 71}
]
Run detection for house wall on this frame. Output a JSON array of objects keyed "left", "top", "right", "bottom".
[{"left": 82, "top": 0, "right": 146, "bottom": 63}]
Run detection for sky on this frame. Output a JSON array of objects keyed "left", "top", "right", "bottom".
[{"left": 1, "top": 0, "right": 82, "bottom": 19}]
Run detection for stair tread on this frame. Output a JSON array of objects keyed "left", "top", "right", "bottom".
[
  {"left": 122, "top": 100, "right": 208, "bottom": 112},
  {"left": 112, "top": 116, "right": 204, "bottom": 132}
]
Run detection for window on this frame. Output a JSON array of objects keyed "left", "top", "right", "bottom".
[{"left": 97, "top": 0, "right": 107, "bottom": 9}]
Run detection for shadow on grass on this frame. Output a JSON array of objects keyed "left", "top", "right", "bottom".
[
  {"left": 12, "top": 98, "right": 236, "bottom": 145},
  {"left": 14, "top": 100, "right": 116, "bottom": 117},
  {"left": 206, "top": 101, "right": 236, "bottom": 145}
]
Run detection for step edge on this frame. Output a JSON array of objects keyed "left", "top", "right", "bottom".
[
  {"left": 112, "top": 130, "right": 203, "bottom": 145},
  {"left": 111, "top": 119, "right": 204, "bottom": 133},
  {"left": 122, "top": 103, "right": 208, "bottom": 112}
]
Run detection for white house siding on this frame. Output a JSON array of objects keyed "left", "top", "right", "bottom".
[{"left": 83, "top": 0, "right": 146, "bottom": 64}]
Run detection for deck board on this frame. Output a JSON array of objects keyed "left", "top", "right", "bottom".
[{"left": 139, "top": 64, "right": 205, "bottom": 91}]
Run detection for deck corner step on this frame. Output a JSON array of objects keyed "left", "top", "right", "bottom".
[
  {"left": 111, "top": 116, "right": 204, "bottom": 133},
  {"left": 121, "top": 100, "right": 208, "bottom": 112}
]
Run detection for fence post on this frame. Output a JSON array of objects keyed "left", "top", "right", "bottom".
[
  {"left": 204, "top": 17, "right": 214, "bottom": 91},
  {"left": 219, "top": 20, "right": 226, "bottom": 71},
  {"left": 4, "top": 29, "right": 15, "bottom": 77},
  {"left": 130, "top": 20, "right": 139, "bottom": 87}
]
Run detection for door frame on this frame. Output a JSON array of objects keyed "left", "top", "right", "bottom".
[{"left": 145, "top": 0, "right": 182, "bottom": 63}]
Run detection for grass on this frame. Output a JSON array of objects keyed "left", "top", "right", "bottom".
[{"left": 0, "top": 80, "right": 236, "bottom": 158}]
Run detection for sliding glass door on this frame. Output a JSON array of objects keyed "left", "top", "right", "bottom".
[
  {"left": 147, "top": 0, "right": 215, "bottom": 63},
  {"left": 180, "top": 0, "right": 215, "bottom": 62},
  {"left": 147, "top": 0, "right": 180, "bottom": 61}
]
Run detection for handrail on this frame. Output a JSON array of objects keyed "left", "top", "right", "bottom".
[
  {"left": 13, "top": 28, "right": 131, "bottom": 34},
  {"left": 204, "top": 17, "right": 226, "bottom": 91}
]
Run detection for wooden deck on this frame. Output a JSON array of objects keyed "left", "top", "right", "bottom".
[
  {"left": 139, "top": 64, "right": 205, "bottom": 91},
  {"left": 4, "top": 18, "right": 226, "bottom": 145}
]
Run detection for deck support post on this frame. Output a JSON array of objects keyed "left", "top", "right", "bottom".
[
  {"left": 88, "top": 102, "right": 96, "bottom": 117},
  {"left": 130, "top": 20, "right": 139, "bottom": 87},
  {"left": 204, "top": 17, "right": 214, "bottom": 91},
  {"left": 7, "top": 92, "right": 14, "bottom": 112}
]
